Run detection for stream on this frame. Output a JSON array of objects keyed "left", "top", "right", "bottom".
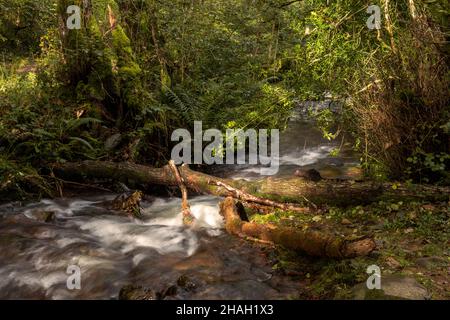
[{"left": 0, "top": 105, "right": 360, "bottom": 299}]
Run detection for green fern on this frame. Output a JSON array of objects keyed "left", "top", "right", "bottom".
[
  {"left": 164, "top": 87, "right": 192, "bottom": 122},
  {"left": 65, "top": 117, "right": 102, "bottom": 131}
]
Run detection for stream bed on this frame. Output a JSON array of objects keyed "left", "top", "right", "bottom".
[
  {"left": 0, "top": 107, "right": 361, "bottom": 299},
  {"left": 0, "top": 195, "right": 301, "bottom": 299}
]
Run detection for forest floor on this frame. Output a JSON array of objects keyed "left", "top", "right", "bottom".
[{"left": 255, "top": 195, "right": 449, "bottom": 299}]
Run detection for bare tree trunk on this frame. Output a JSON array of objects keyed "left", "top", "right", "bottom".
[
  {"left": 55, "top": 160, "right": 449, "bottom": 204},
  {"left": 52, "top": 161, "right": 448, "bottom": 258}
]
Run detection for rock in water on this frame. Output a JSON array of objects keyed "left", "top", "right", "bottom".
[
  {"left": 119, "top": 285, "right": 156, "bottom": 300},
  {"left": 26, "top": 210, "right": 56, "bottom": 223},
  {"left": 177, "top": 275, "right": 196, "bottom": 291},
  {"left": 351, "top": 275, "right": 430, "bottom": 300},
  {"left": 294, "top": 169, "right": 323, "bottom": 182},
  {"left": 101, "top": 190, "right": 144, "bottom": 218}
]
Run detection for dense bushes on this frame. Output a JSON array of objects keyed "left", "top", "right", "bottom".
[
  {"left": 346, "top": 2, "right": 449, "bottom": 183},
  {"left": 0, "top": 1, "right": 54, "bottom": 52},
  {"left": 349, "top": 21, "right": 449, "bottom": 182}
]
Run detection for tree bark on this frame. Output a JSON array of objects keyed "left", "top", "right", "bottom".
[{"left": 219, "top": 197, "right": 376, "bottom": 258}]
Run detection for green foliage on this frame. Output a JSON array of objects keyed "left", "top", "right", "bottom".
[
  {"left": 0, "top": 57, "right": 107, "bottom": 196},
  {"left": 0, "top": 155, "right": 53, "bottom": 199},
  {"left": 250, "top": 209, "right": 297, "bottom": 225},
  {"left": 0, "top": 0, "right": 55, "bottom": 53},
  {"left": 1, "top": 0, "right": 449, "bottom": 198},
  {"left": 284, "top": 0, "right": 450, "bottom": 182},
  {"left": 309, "top": 108, "right": 340, "bottom": 141},
  {"left": 406, "top": 151, "right": 450, "bottom": 183}
]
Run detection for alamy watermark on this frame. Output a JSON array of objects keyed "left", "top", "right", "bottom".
[
  {"left": 366, "top": 265, "right": 381, "bottom": 290},
  {"left": 171, "top": 121, "right": 280, "bottom": 176},
  {"left": 367, "top": 5, "right": 382, "bottom": 30},
  {"left": 66, "top": 5, "right": 81, "bottom": 30},
  {"left": 66, "top": 265, "right": 81, "bottom": 290}
]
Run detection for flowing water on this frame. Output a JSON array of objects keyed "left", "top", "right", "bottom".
[
  {"left": 212, "top": 105, "right": 360, "bottom": 180},
  {"left": 0, "top": 196, "right": 300, "bottom": 299},
  {"left": 0, "top": 106, "right": 360, "bottom": 299}
]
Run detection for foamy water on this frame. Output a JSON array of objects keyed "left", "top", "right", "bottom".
[{"left": 0, "top": 195, "right": 232, "bottom": 299}]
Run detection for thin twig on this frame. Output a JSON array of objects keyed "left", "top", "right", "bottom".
[{"left": 168, "top": 160, "right": 194, "bottom": 225}]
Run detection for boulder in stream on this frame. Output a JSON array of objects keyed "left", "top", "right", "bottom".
[
  {"left": 118, "top": 285, "right": 156, "bottom": 300},
  {"left": 25, "top": 210, "right": 56, "bottom": 223}
]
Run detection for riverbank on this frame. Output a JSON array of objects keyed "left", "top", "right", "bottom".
[
  {"left": 0, "top": 181, "right": 448, "bottom": 300},
  {"left": 260, "top": 195, "right": 449, "bottom": 299}
]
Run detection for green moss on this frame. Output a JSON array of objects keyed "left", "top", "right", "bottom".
[{"left": 250, "top": 209, "right": 310, "bottom": 226}]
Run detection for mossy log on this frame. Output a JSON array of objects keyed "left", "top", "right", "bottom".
[
  {"left": 219, "top": 197, "right": 376, "bottom": 259},
  {"left": 54, "top": 160, "right": 383, "bottom": 207}
]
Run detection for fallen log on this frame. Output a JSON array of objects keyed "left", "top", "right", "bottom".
[
  {"left": 54, "top": 161, "right": 383, "bottom": 207},
  {"left": 219, "top": 197, "right": 376, "bottom": 259}
]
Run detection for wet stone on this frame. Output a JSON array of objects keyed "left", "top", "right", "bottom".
[
  {"left": 160, "top": 285, "right": 178, "bottom": 299},
  {"left": 118, "top": 285, "right": 156, "bottom": 300},
  {"left": 177, "top": 275, "right": 196, "bottom": 291},
  {"left": 26, "top": 210, "right": 56, "bottom": 223}
]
